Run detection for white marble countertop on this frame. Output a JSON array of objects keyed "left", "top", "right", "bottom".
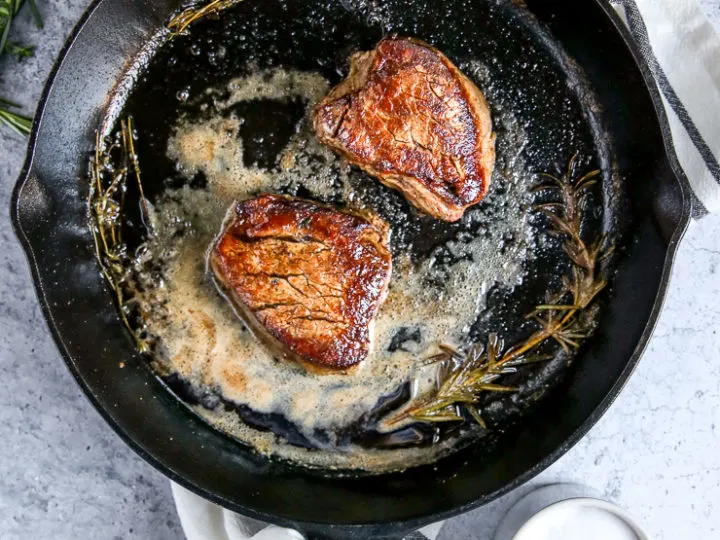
[{"left": 0, "top": 1, "right": 718, "bottom": 539}]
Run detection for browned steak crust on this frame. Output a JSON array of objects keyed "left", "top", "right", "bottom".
[
  {"left": 210, "top": 194, "right": 392, "bottom": 370},
  {"left": 313, "top": 37, "right": 496, "bottom": 222}
]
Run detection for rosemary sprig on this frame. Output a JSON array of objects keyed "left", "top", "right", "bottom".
[
  {"left": 0, "top": 0, "right": 20, "bottom": 54},
  {"left": 387, "top": 336, "right": 551, "bottom": 428},
  {"left": 0, "top": 0, "right": 42, "bottom": 56},
  {"left": 167, "top": 0, "right": 243, "bottom": 35},
  {"left": 89, "top": 118, "right": 153, "bottom": 353},
  {"left": 0, "top": 0, "right": 43, "bottom": 136},
  {"left": 386, "top": 155, "right": 612, "bottom": 428}
]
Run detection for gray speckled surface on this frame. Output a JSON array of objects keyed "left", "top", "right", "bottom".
[
  {"left": 0, "top": 2, "right": 186, "bottom": 540},
  {"left": 1, "top": 1, "right": 719, "bottom": 539}
]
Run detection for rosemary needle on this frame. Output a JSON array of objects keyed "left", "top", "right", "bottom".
[
  {"left": 4, "top": 41, "right": 34, "bottom": 59},
  {"left": 0, "top": 97, "right": 31, "bottom": 136},
  {"left": 26, "top": 0, "right": 42, "bottom": 29}
]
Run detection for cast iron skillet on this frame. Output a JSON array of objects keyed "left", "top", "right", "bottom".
[{"left": 11, "top": 0, "right": 693, "bottom": 538}]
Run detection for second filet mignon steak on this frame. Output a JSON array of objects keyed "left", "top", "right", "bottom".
[
  {"left": 210, "top": 194, "right": 393, "bottom": 370},
  {"left": 313, "top": 37, "right": 496, "bottom": 222}
]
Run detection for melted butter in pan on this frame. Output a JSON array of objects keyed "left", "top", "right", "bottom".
[{"left": 135, "top": 66, "right": 537, "bottom": 471}]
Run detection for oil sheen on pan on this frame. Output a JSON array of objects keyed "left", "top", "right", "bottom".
[{"left": 91, "top": 0, "right": 618, "bottom": 473}]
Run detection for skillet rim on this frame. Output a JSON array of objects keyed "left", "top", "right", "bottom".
[{"left": 9, "top": 0, "right": 693, "bottom": 534}]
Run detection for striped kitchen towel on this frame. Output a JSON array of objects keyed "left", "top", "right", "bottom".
[
  {"left": 172, "top": 482, "right": 445, "bottom": 540},
  {"left": 610, "top": 0, "right": 720, "bottom": 214}
]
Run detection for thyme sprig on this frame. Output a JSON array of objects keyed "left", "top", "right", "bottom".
[
  {"left": 89, "top": 117, "right": 153, "bottom": 353},
  {"left": 0, "top": 0, "right": 43, "bottom": 137},
  {"left": 167, "top": 0, "right": 243, "bottom": 35},
  {"left": 386, "top": 155, "right": 612, "bottom": 428}
]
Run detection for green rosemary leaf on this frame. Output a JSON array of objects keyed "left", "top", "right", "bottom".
[
  {"left": 575, "top": 169, "right": 601, "bottom": 189},
  {"left": 0, "top": 96, "right": 20, "bottom": 107},
  {"left": 5, "top": 40, "right": 33, "bottom": 59},
  {"left": 465, "top": 405, "right": 487, "bottom": 428},
  {"left": 26, "top": 0, "right": 41, "bottom": 28},
  {"left": 533, "top": 304, "right": 577, "bottom": 311},
  {"left": 0, "top": 1, "right": 43, "bottom": 51},
  {"left": 411, "top": 410, "right": 464, "bottom": 423},
  {"left": 473, "top": 383, "right": 517, "bottom": 393},
  {"left": 0, "top": 17, "right": 11, "bottom": 55},
  {"left": 0, "top": 106, "right": 32, "bottom": 136},
  {"left": 410, "top": 415, "right": 461, "bottom": 423},
  {"left": 0, "top": 0, "right": 21, "bottom": 52}
]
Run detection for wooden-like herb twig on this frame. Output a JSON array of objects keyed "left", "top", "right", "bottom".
[
  {"left": 167, "top": 0, "right": 243, "bottom": 35},
  {"left": 89, "top": 118, "right": 153, "bottom": 353},
  {"left": 386, "top": 155, "right": 612, "bottom": 428}
]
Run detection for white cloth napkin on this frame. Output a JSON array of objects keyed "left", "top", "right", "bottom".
[
  {"left": 172, "top": 2, "right": 720, "bottom": 539},
  {"left": 611, "top": 0, "right": 720, "bottom": 214},
  {"left": 171, "top": 483, "right": 444, "bottom": 540}
]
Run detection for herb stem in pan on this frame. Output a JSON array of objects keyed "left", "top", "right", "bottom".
[
  {"left": 386, "top": 155, "right": 613, "bottom": 428},
  {"left": 89, "top": 118, "right": 153, "bottom": 354},
  {"left": 168, "top": 0, "right": 244, "bottom": 35}
]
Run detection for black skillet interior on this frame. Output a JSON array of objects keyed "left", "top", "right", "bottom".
[
  {"left": 12, "top": 0, "right": 689, "bottom": 538},
  {"left": 120, "top": 0, "right": 612, "bottom": 452}
]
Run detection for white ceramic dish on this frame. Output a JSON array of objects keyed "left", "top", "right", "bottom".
[{"left": 494, "top": 484, "right": 650, "bottom": 540}]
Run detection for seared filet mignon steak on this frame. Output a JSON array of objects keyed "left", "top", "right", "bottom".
[
  {"left": 210, "top": 194, "right": 393, "bottom": 370},
  {"left": 313, "top": 37, "right": 496, "bottom": 222}
]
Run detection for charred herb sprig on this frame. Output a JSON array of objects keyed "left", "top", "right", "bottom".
[
  {"left": 386, "top": 155, "right": 612, "bottom": 428},
  {"left": 0, "top": 0, "right": 43, "bottom": 136},
  {"left": 167, "top": 0, "right": 244, "bottom": 35},
  {"left": 89, "top": 117, "right": 153, "bottom": 353},
  {"left": 386, "top": 335, "right": 551, "bottom": 427}
]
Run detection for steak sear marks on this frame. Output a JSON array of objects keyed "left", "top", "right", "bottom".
[
  {"left": 314, "top": 37, "right": 496, "bottom": 222},
  {"left": 210, "top": 194, "right": 393, "bottom": 369}
]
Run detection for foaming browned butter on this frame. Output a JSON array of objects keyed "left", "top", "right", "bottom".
[{"left": 136, "top": 67, "right": 535, "bottom": 471}]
